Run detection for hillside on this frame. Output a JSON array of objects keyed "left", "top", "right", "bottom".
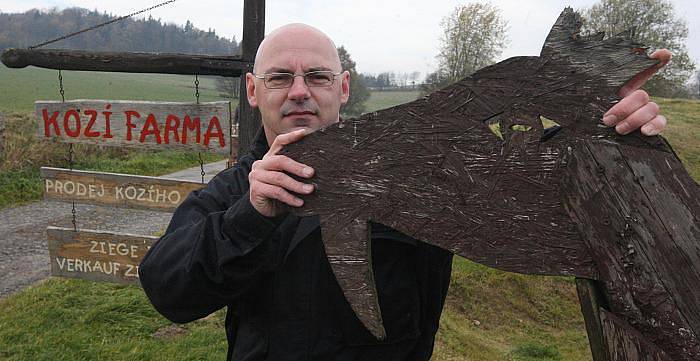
[{"left": 0, "top": 7, "right": 239, "bottom": 55}]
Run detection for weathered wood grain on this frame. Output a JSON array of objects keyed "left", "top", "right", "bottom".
[
  {"left": 1, "top": 48, "right": 250, "bottom": 77},
  {"left": 283, "top": 7, "right": 700, "bottom": 359},
  {"left": 40, "top": 167, "right": 204, "bottom": 212},
  {"left": 600, "top": 309, "right": 670, "bottom": 361},
  {"left": 47, "top": 226, "right": 157, "bottom": 286},
  {"left": 35, "top": 100, "right": 232, "bottom": 153},
  {"left": 237, "top": 0, "right": 266, "bottom": 154},
  {"left": 576, "top": 278, "right": 608, "bottom": 361},
  {"left": 564, "top": 141, "right": 700, "bottom": 358}
]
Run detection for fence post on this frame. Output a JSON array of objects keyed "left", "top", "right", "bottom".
[
  {"left": 236, "top": 0, "right": 265, "bottom": 158},
  {"left": 576, "top": 278, "right": 608, "bottom": 361}
]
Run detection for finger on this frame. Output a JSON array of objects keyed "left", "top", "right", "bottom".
[
  {"left": 615, "top": 101, "right": 659, "bottom": 135},
  {"left": 267, "top": 128, "right": 308, "bottom": 155},
  {"left": 255, "top": 183, "right": 304, "bottom": 207},
  {"left": 603, "top": 89, "right": 649, "bottom": 126},
  {"left": 640, "top": 115, "right": 667, "bottom": 136},
  {"left": 619, "top": 49, "right": 672, "bottom": 97},
  {"left": 254, "top": 155, "right": 314, "bottom": 178},
  {"left": 255, "top": 170, "right": 315, "bottom": 195}
]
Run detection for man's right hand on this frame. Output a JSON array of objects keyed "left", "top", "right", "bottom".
[{"left": 248, "top": 129, "right": 315, "bottom": 218}]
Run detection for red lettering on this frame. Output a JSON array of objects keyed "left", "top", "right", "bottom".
[
  {"left": 139, "top": 114, "right": 162, "bottom": 144},
  {"left": 124, "top": 110, "right": 140, "bottom": 141},
  {"left": 83, "top": 110, "right": 100, "bottom": 137},
  {"left": 204, "top": 116, "right": 225, "bottom": 148},
  {"left": 63, "top": 109, "right": 81, "bottom": 137},
  {"left": 42, "top": 109, "right": 60, "bottom": 137},
  {"left": 164, "top": 115, "right": 180, "bottom": 144},
  {"left": 182, "top": 116, "right": 201, "bottom": 145},
  {"left": 102, "top": 104, "right": 113, "bottom": 139}
]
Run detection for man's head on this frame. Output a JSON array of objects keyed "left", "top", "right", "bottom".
[{"left": 246, "top": 23, "right": 350, "bottom": 145}]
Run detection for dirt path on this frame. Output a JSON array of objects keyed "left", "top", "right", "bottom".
[{"left": 0, "top": 160, "right": 229, "bottom": 298}]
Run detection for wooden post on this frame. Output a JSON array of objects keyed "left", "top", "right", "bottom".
[
  {"left": 576, "top": 278, "right": 609, "bottom": 361},
  {"left": 237, "top": 0, "right": 265, "bottom": 157}
]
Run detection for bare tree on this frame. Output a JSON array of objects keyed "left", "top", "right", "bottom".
[
  {"left": 583, "top": 0, "right": 696, "bottom": 97},
  {"left": 436, "top": 2, "right": 508, "bottom": 85},
  {"left": 215, "top": 77, "right": 240, "bottom": 99},
  {"left": 338, "top": 46, "right": 370, "bottom": 116}
]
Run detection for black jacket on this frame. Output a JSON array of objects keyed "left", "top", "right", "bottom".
[{"left": 139, "top": 130, "right": 454, "bottom": 361}]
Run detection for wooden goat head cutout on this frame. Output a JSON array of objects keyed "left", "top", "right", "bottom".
[{"left": 283, "top": 8, "right": 699, "bottom": 359}]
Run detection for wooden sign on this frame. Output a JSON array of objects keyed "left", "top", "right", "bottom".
[
  {"left": 47, "top": 226, "right": 157, "bottom": 285},
  {"left": 35, "top": 100, "right": 231, "bottom": 154},
  {"left": 41, "top": 167, "right": 204, "bottom": 212},
  {"left": 284, "top": 8, "right": 700, "bottom": 360}
]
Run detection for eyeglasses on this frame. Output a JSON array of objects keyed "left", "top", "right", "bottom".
[{"left": 253, "top": 70, "right": 342, "bottom": 89}]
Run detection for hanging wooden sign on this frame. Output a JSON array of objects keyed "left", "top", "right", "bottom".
[
  {"left": 41, "top": 167, "right": 204, "bottom": 212},
  {"left": 35, "top": 100, "right": 231, "bottom": 154},
  {"left": 47, "top": 226, "right": 157, "bottom": 285},
  {"left": 283, "top": 7, "right": 699, "bottom": 360}
]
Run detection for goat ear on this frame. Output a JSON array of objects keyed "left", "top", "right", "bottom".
[
  {"left": 320, "top": 215, "right": 386, "bottom": 340},
  {"left": 540, "top": 7, "right": 583, "bottom": 57},
  {"left": 540, "top": 7, "right": 658, "bottom": 92}
]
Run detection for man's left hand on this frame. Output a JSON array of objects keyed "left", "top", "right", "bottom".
[{"left": 602, "top": 49, "right": 672, "bottom": 136}]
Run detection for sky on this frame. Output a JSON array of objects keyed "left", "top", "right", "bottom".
[{"left": 1, "top": 0, "right": 698, "bottom": 80}]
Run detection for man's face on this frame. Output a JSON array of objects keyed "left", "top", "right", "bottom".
[{"left": 246, "top": 25, "right": 350, "bottom": 145}]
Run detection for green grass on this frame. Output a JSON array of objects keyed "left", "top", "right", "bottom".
[
  {"left": 432, "top": 260, "right": 590, "bottom": 361},
  {"left": 364, "top": 90, "right": 421, "bottom": 112},
  {"left": 655, "top": 98, "right": 700, "bottom": 180},
  {"left": 0, "top": 64, "right": 229, "bottom": 114},
  {"left": 0, "top": 279, "right": 227, "bottom": 361}
]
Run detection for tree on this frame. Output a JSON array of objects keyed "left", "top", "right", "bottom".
[
  {"left": 689, "top": 70, "right": 700, "bottom": 99},
  {"left": 338, "top": 46, "right": 370, "bottom": 116},
  {"left": 215, "top": 77, "right": 240, "bottom": 99},
  {"left": 434, "top": 2, "right": 508, "bottom": 88},
  {"left": 583, "top": 0, "right": 696, "bottom": 97}
]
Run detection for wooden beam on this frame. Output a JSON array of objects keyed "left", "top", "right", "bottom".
[
  {"left": 1, "top": 48, "right": 251, "bottom": 77},
  {"left": 576, "top": 278, "right": 609, "bottom": 361},
  {"left": 47, "top": 226, "right": 157, "bottom": 286},
  {"left": 35, "top": 100, "right": 231, "bottom": 154},
  {"left": 237, "top": 0, "right": 265, "bottom": 155},
  {"left": 600, "top": 309, "right": 670, "bottom": 361},
  {"left": 41, "top": 167, "right": 205, "bottom": 212}
]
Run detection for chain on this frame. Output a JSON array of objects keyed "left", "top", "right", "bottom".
[
  {"left": 198, "top": 152, "right": 206, "bottom": 184},
  {"left": 68, "top": 144, "right": 77, "bottom": 231},
  {"left": 194, "top": 75, "right": 200, "bottom": 104},
  {"left": 195, "top": 75, "right": 204, "bottom": 183},
  {"left": 29, "top": 0, "right": 179, "bottom": 49},
  {"left": 58, "top": 70, "right": 65, "bottom": 102},
  {"left": 59, "top": 70, "right": 76, "bottom": 231}
]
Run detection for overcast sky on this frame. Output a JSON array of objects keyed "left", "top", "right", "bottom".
[{"left": 1, "top": 0, "right": 698, "bottom": 79}]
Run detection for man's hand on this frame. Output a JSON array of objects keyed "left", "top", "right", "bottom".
[
  {"left": 602, "top": 49, "right": 672, "bottom": 136},
  {"left": 249, "top": 129, "right": 315, "bottom": 218}
]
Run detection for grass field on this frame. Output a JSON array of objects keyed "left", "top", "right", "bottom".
[
  {"left": 0, "top": 65, "right": 698, "bottom": 360},
  {"left": 364, "top": 90, "right": 421, "bottom": 112},
  {"left": 0, "top": 64, "right": 228, "bottom": 114}
]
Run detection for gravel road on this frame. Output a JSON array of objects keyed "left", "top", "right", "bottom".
[{"left": 0, "top": 160, "right": 229, "bottom": 298}]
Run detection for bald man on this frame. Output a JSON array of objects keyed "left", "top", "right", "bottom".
[{"left": 140, "top": 23, "right": 670, "bottom": 361}]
